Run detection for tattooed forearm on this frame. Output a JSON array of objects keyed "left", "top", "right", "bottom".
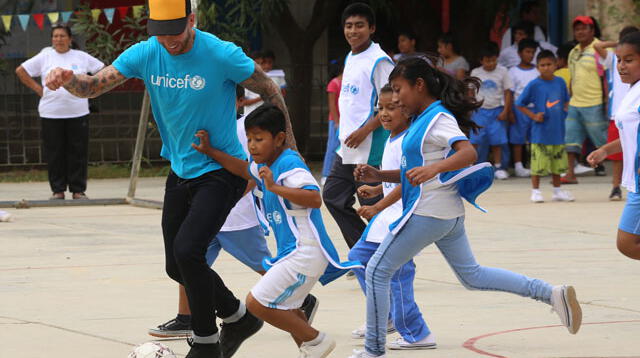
[
  {"left": 240, "top": 65, "right": 297, "bottom": 150},
  {"left": 64, "top": 65, "right": 128, "bottom": 98}
]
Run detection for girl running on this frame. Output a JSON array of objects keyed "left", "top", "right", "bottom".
[
  {"left": 588, "top": 31, "right": 640, "bottom": 260},
  {"left": 349, "top": 57, "right": 582, "bottom": 358}
]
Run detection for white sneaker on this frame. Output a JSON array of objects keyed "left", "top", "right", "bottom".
[
  {"left": 574, "top": 163, "right": 594, "bottom": 175},
  {"left": 494, "top": 169, "right": 509, "bottom": 180},
  {"left": 351, "top": 321, "right": 396, "bottom": 339},
  {"left": 299, "top": 333, "right": 336, "bottom": 358},
  {"left": 552, "top": 189, "right": 574, "bottom": 202},
  {"left": 347, "top": 349, "right": 384, "bottom": 358},
  {"left": 387, "top": 333, "right": 437, "bottom": 350},
  {"left": 530, "top": 191, "right": 544, "bottom": 203},
  {"left": 551, "top": 285, "right": 582, "bottom": 334},
  {"left": 0, "top": 210, "right": 12, "bottom": 222},
  {"left": 515, "top": 166, "right": 531, "bottom": 177}
]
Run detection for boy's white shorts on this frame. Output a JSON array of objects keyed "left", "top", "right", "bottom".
[{"left": 250, "top": 259, "right": 320, "bottom": 310}]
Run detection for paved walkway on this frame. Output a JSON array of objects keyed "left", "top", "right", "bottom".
[{"left": 1, "top": 173, "right": 639, "bottom": 357}]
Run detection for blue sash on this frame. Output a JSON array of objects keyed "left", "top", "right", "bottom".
[
  {"left": 249, "top": 149, "right": 362, "bottom": 285},
  {"left": 390, "top": 101, "right": 494, "bottom": 235}
]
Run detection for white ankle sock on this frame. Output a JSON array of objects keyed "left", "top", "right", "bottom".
[
  {"left": 515, "top": 162, "right": 524, "bottom": 170},
  {"left": 222, "top": 302, "right": 246, "bottom": 323},
  {"left": 305, "top": 332, "right": 325, "bottom": 346},
  {"left": 553, "top": 187, "right": 562, "bottom": 195},
  {"left": 532, "top": 188, "right": 541, "bottom": 194}
]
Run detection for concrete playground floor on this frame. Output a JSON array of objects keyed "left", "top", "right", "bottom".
[{"left": 1, "top": 172, "right": 640, "bottom": 358}]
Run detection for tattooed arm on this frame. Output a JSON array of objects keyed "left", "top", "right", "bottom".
[
  {"left": 240, "top": 64, "right": 297, "bottom": 150},
  {"left": 45, "top": 65, "right": 128, "bottom": 98}
]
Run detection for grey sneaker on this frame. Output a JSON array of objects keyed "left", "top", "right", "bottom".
[
  {"left": 351, "top": 320, "right": 396, "bottom": 339},
  {"left": 551, "top": 285, "right": 582, "bottom": 334},
  {"left": 387, "top": 334, "right": 437, "bottom": 350}
]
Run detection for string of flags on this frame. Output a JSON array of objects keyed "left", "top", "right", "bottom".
[{"left": 1, "top": 5, "right": 145, "bottom": 32}]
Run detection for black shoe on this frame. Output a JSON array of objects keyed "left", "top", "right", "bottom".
[
  {"left": 610, "top": 186, "right": 623, "bottom": 201},
  {"left": 186, "top": 339, "right": 222, "bottom": 358},
  {"left": 220, "top": 310, "right": 263, "bottom": 358},
  {"left": 595, "top": 164, "right": 606, "bottom": 176},
  {"left": 148, "top": 316, "right": 192, "bottom": 338},
  {"left": 300, "top": 294, "right": 320, "bottom": 324}
]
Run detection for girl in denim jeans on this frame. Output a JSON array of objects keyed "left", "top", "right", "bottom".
[{"left": 348, "top": 57, "right": 583, "bottom": 358}]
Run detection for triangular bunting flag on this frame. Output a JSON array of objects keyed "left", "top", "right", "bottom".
[
  {"left": 32, "top": 13, "right": 45, "bottom": 30},
  {"left": 117, "top": 6, "right": 129, "bottom": 19},
  {"left": 61, "top": 11, "right": 72, "bottom": 23},
  {"left": 1, "top": 15, "right": 11, "bottom": 31},
  {"left": 47, "top": 12, "right": 59, "bottom": 25},
  {"left": 132, "top": 5, "right": 144, "bottom": 19},
  {"left": 18, "top": 14, "right": 29, "bottom": 31},
  {"left": 104, "top": 8, "right": 115, "bottom": 23},
  {"left": 91, "top": 8, "right": 101, "bottom": 22}
]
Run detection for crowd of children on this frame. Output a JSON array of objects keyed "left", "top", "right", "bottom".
[{"left": 171, "top": 3, "right": 590, "bottom": 358}]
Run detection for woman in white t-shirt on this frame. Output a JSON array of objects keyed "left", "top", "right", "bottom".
[
  {"left": 16, "top": 25, "right": 104, "bottom": 200},
  {"left": 588, "top": 32, "right": 640, "bottom": 260}
]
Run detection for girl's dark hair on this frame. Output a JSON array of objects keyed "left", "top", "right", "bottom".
[
  {"left": 51, "top": 24, "right": 72, "bottom": 38},
  {"left": 437, "top": 33, "right": 460, "bottom": 55},
  {"left": 619, "top": 31, "right": 640, "bottom": 55},
  {"left": 244, "top": 104, "right": 286, "bottom": 137},
  {"left": 341, "top": 2, "right": 376, "bottom": 27},
  {"left": 388, "top": 56, "right": 481, "bottom": 135},
  {"left": 619, "top": 26, "right": 639, "bottom": 41}
]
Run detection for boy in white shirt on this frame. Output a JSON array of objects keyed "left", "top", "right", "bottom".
[
  {"left": 508, "top": 38, "right": 540, "bottom": 177},
  {"left": 470, "top": 42, "right": 513, "bottom": 180},
  {"left": 323, "top": 3, "right": 395, "bottom": 249}
]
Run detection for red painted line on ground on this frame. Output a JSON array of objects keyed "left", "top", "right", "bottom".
[{"left": 462, "top": 319, "right": 640, "bottom": 358}]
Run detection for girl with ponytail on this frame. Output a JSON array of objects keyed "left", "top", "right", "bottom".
[{"left": 348, "top": 57, "right": 582, "bottom": 358}]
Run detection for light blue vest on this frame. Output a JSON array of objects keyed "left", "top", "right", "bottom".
[
  {"left": 390, "top": 101, "right": 495, "bottom": 235},
  {"left": 250, "top": 149, "right": 362, "bottom": 284}
]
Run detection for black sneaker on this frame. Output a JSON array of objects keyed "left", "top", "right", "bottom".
[
  {"left": 595, "top": 164, "right": 606, "bottom": 176},
  {"left": 220, "top": 311, "right": 263, "bottom": 358},
  {"left": 610, "top": 186, "right": 623, "bottom": 201},
  {"left": 300, "top": 294, "right": 320, "bottom": 324},
  {"left": 186, "top": 339, "right": 222, "bottom": 358},
  {"left": 148, "top": 316, "right": 192, "bottom": 338}
]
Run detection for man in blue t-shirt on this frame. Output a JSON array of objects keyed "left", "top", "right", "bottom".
[
  {"left": 516, "top": 50, "right": 574, "bottom": 203},
  {"left": 44, "top": 1, "right": 295, "bottom": 357}
]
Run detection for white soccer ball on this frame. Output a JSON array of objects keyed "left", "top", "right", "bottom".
[{"left": 128, "top": 342, "right": 177, "bottom": 358}]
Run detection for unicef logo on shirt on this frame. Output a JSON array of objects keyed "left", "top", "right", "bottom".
[
  {"left": 267, "top": 211, "right": 283, "bottom": 225},
  {"left": 401, "top": 155, "right": 407, "bottom": 169},
  {"left": 190, "top": 75, "right": 206, "bottom": 90},
  {"left": 350, "top": 84, "right": 359, "bottom": 95}
]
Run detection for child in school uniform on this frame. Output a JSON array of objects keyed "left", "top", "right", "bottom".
[
  {"left": 323, "top": 3, "right": 394, "bottom": 249},
  {"left": 349, "top": 57, "right": 582, "bottom": 358},
  {"left": 516, "top": 50, "right": 574, "bottom": 203},
  {"left": 193, "top": 105, "right": 362, "bottom": 358},
  {"left": 347, "top": 85, "right": 435, "bottom": 350},
  {"left": 588, "top": 31, "right": 640, "bottom": 260},
  {"left": 470, "top": 42, "right": 513, "bottom": 180},
  {"left": 508, "top": 38, "right": 540, "bottom": 177}
]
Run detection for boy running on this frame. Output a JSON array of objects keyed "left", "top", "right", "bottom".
[{"left": 193, "top": 105, "right": 362, "bottom": 358}]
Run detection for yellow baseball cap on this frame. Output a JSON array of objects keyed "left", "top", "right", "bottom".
[{"left": 147, "top": 0, "right": 192, "bottom": 36}]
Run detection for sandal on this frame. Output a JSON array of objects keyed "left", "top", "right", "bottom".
[
  {"left": 50, "top": 192, "right": 65, "bottom": 200},
  {"left": 560, "top": 177, "right": 578, "bottom": 185}
]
